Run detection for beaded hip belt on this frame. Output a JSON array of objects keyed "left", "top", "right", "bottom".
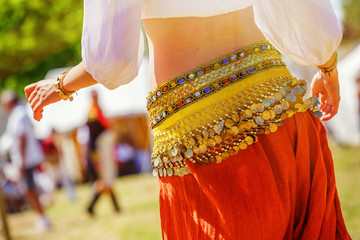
[{"left": 147, "top": 41, "right": 321, "bottom": 178}]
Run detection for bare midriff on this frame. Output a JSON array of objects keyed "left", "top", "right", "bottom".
[{"left": 143, "top": 7, "right": 266, "bottom": 89}]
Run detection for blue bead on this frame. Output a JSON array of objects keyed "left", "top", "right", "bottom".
[
  {"left": 194, "top": 92, "right": 201, "bottom": 97},
  {"left": 178, "top": 78, "right": 185, "bottom": 83},
  {"left": 204, "top": 87, "right": 211, "bottom": 93},
  {"left": 261, "top": 45, "right": 266, "bottom": 50},
  {"left": 222, "top": 59, "right": 229, "bottom": 64},
  {"left": 231, "top": 75, "right": 238, "bottom": 80},
  {"left": 249, "top": 68, "right": 255, "bottom": 72},
  {"left": 240, "top": 71, "right": 247, "bottom": 76},
  {"left": 149, "top": 99, "right": 152, "bottom": 104}
]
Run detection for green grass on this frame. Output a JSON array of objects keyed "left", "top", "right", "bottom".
[
  {"left": 4, "top": 140, "right": 360, "bottom": 240},
  {"left": 7, "top": 174, "right": 162, "bottom": 240},
  {"left": 330, "top": 139, "right": 360, "bottom": 239}
]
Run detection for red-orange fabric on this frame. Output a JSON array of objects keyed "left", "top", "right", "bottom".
[{"left": 159, "top": 111, "right": 351, "bottom": 240}]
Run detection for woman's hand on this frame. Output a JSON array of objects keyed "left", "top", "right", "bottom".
[
  {"left": 24, "top": 79, "right": 62, "bottom": 121},
  {"left": 311, "top": 67, "right": 340, "bottom": 121}
]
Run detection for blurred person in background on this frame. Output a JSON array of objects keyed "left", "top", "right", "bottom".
[
  {"left": 0, "top": 90, "right": 51, "bottom": 231},
  {"left": 85, "top": 90, "right": 121, "bottom": 216},
  {"left": 24, "top": 0, "right": 351, "bottom": 239},
  {"left": 86, "top": 129, "right": 121, "bottom": 216},
  {"left": 85, "top": 90, "right": 109, "bottom": 182}
]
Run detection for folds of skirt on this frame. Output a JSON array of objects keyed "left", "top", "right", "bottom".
[{"left": 159, "top": 111, "right": 350, "bottom": 239}]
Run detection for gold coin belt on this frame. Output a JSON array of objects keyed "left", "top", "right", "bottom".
[{"left": 147, "top": 42, "right": 322, "bottom": 178}]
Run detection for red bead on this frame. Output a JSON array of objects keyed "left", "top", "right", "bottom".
[
  {"left": 176, "top": 101, "right": 183, "bottom": 106},
  {"left": 163, "top": 86, "right": 168, "bottom": 92},
  {"left": 222, "top": 79, "right": 229, "bottom": 84},
  {"left": 204, "top": 66, "right": 211, "bottom": 71},
  {"left": 246, "top": 50, "right": 252, "bottom": 54},
  {"left": 265, "top": 62, "right": 271, "bottom": 66}
]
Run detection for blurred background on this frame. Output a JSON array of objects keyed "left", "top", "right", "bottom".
[{"left": 0, "top": 0, "right": 359, "bottom": 239}]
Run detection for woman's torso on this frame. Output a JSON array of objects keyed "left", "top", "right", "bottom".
[{"left": 143, "top": 7, "right": 266, "bottom": 88}]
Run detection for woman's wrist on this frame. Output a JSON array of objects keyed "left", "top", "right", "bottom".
[
  {"left": 317, "top": 51, "right": 338, "bottom": 75},
  {"left": 61, "top": 62, "right": 98, "bottom": 93},
  {"left": 54, "top": 69, "right": 76, "bottom": 101}
]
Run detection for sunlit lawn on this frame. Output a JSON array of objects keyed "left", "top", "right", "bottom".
[
  {"left": 7, "top": 174, "right": 161, "bottom": 240},
  {"left": 4, "top": 139, "right": 360, "bottom": 240}
]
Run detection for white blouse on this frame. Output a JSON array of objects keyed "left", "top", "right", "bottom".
[{"left": 82, "top": 0, "right": 342, "bottom": 90}]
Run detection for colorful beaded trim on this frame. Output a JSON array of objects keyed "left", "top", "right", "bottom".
[{"left": 147, "top": 42, "right": 322, "bottom": 178}]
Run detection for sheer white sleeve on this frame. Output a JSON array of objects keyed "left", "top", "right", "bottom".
[
  {"left": 81, "top": 0, "right": 144, "bottom": 90},
  {"left": 253, "top": 0, "right": 342, "bottom": 66}
]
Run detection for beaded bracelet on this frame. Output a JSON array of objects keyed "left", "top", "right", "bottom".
[
  {"left": 317, "top": 52, "right": 338, "bottom": 74},
  {"left": 54, "top": 69, "right": 76, "bottom": 101}
]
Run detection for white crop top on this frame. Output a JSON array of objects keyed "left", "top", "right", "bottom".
[{"left": 81, "top": 0, "right": 342, "bottom": 90}]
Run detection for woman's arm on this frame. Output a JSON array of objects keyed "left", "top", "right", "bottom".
[
  {"left": 24, "top": 62, "right": 97, "bottom": 121},
  {"left": 311, "top": 52, "right": 340, "bottom": 121}
]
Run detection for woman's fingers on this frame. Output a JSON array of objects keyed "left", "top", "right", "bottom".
[
  {"left": 24, "top": 83, "right": 36, "bottom": 99},
  {"left": 24, "top": 79, "right": 61, "bottom": 121},
  {"left": 32, "top": 98, "right": 45, "bottom": 121},
  {"left": 311, "top": 69, "right": 340, "bottom": 121}
]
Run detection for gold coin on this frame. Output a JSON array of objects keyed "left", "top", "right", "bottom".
[
  {"left": 193, "top": 146, "right": 200, "bottom": 154},
  {"left": 231, "top": 126, "right": 240, "bottom": 135},
  {"left": 199, "top": 144, "right": 208, "bottom": 153},
  {"left": 245, "top": 121, "right": 253, "bottom": 130},
  {"left": 245, "top": 136, "right": 254, "bottom": 145},
  {"left": 302, "top": 104, "right": 308, "bottom": 111},
  {"left": 280, "top": 113, "right": 288, "bottom": 120},
  {"left": 225, "top": 119, "right": 234, "bottom": 128},
  {"left": 244, "top": 109, "right": 253, "bottom": 118},
  {"left": 274, "top": 92, "right": 282, "bottom": 100},
  {"left": 208, "top": 138, "right": 216, "bottom": 146},
  {"left": 226, "top": 129, "right": 235, "bottom": 136},
  {"left": 262, "top": 111, "right": 271, "bottom": 120},
  {"left": 214, "top": 135, "right": 222, "bottom": 144},
  {"left": 269, "top": 110, "right": 276, "bottom": 119},
  {"left": 238, "top": 122, "right": 246, "bottom": 131},
  {"left": 250, "top": 104, "right": 258, "bottom": 113},
  {"left": 281, "top": 101, "right": 290, "bottom": 110},
  {"left": 208, "top": 129, "right": 215, "bottom": 137},
  {"left": 202, "top": 130, "right": 209, "bottom": 139},
  {"left": 239, "top": 142, "right": 248, "bottom": 150},
  {"left": 269, "top": 124, "right": 278, "bottom": 133},
  {"left": 286, "top": 109, "right": 294, "bottom": 118},
  {"left": 231, "top": 114, "right": 240, "bottom": 123}
]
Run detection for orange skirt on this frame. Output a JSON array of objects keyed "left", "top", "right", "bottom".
[
  {"left": 158, "top": 111, "right": 351, "bottom": 239},
  {"left": 146, "top": 42, "right": 351, "bottom": 239}
]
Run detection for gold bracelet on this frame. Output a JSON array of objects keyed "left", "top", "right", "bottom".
[
  {"left": 54, "top": 69, "right": 76, "bottom": 101},
  {"left": 317, "top": 52, "right": 338, "bottom": 74}
]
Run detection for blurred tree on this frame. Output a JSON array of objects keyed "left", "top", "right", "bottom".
[
  {"left": 0, "top": 0, "right": 83, "bottom": 95},
  {"left": 342, "top": 0, "right": 360, "bottom": 40}
]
